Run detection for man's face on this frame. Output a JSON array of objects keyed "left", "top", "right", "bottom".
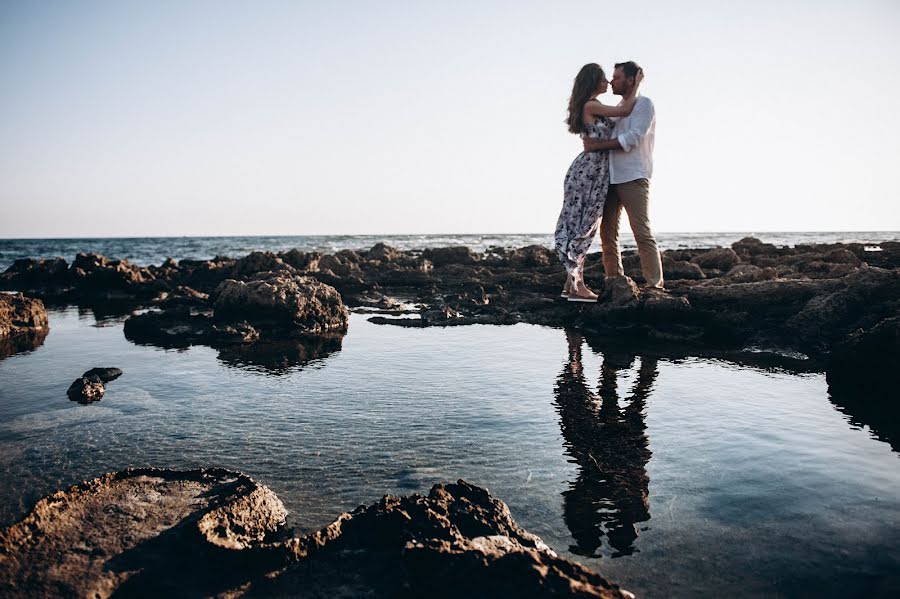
[{"left": 610, "top": 67, "right": 632, "bottom": 96}]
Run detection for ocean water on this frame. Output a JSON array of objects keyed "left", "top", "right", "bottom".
[
  {"left": 0, "top": 308, "right": 898, "bottom": 598},
  {"left": 1, "top": 231, "right": 898, "bottom": 271}
]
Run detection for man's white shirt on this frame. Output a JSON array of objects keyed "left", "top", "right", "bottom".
[{"left": 610, "top": 96, "right": 655, "bottom": 184}]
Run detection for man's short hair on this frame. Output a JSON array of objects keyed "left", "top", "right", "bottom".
[{"left": 615, "top": 61, "right": 641, "bottom": 80}]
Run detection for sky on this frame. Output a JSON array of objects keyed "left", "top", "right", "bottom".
[{"left": 1, "top": 0, "right": 899, "bottom": 238}]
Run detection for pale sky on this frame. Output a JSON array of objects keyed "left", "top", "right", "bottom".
[{"left": 1, "top": 0, "right": 898, "bottom": 238}]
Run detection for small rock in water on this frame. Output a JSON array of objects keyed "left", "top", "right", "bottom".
[
  {"left": 66, "top": 377, "right": 105, "bottom": 403},
  {"left": 81, "top": 367, "right": 123, "bottom": 383}
]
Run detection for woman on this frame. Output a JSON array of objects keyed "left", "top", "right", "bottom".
[{"left": 555, "top": 63, "right": 642, "bottom": 302}]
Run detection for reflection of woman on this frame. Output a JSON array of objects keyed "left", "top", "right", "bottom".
[
  {"left": 554, "top": 330, "right": 655, "bottom": 557},
  {"left": 556, "top": 64, "right": 643, "bottom": 302}
]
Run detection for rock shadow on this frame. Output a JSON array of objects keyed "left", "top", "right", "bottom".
[{"left": 554, "top": 330, "right": 654, "bottom": 558}]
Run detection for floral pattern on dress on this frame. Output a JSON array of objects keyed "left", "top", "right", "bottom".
[{"left": 554, "top": 116, "right": 614, "bottom": 287}]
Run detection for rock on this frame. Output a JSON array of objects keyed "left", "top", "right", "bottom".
[
  {"left": 279, "top": 249, "right": 322, "bottom": 271},
  {"left": 66, "top": 376, "right": 105, "bottom": 403},
  {"left": 422, "top": 246, "right": 480, "bottom": 267},
  {"left": 507, "top": 245, "right": 555, "bottom": 268},
  {"left": 600, "top": 276, "right": 640, "bottom": 307},
  {"left": 213, "top": 272, "right": 348, "bottom": 334},
  {"left": 81, "top": 367, "right": 123, "bottom": 383},
  {"left": 367, "top": 243, "right": 402, "bottom": 262},
  {"left": 827, "top": 315, "right": 900, "bottom": 393},
  {"left": 0, "top": 468, "right": 287, "bottom": 598},
  {"left": 229, "top": 251, "right": 293, "bottom": 278},
  {"left": 0, "top": 293, "right": 49, "bottom": 338},
  {"left": 724, "top": 263, "right": 777, "bottom": 283},
  {"left": 731, "top": 236, "right": 779, "bottom": 257},
  {"left": 662, "top": 256, "right": 705, "bottom": 280},
  {"left": 0, "top": 257, "right": 69, "bottom": 290},
  {"left": 0, "top": 470, "right": 629, "bottom": 598},
  {"left": 690, "top": 247, "right": 741, "bottom": 271},
  {"left": 70, "top": 253, "right": 154, "bottom": 292}
]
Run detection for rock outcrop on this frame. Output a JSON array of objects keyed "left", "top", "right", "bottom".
[
  {"left": 0, "top": 469, "right": 630, "bottom": 598},
  {"left": 0, "top": 293, "right": 49, "bottom": 361}
]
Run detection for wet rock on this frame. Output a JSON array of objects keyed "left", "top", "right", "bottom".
[
  {"left": 600, "top": 276, "right": 640, "bottom": 307},
  {"left": 0, "top": 293, "right": 49, "bottom": 338},
  {"left": 81, "top": 367, "right": 123, "bottom": 383},
  {"left": 229, "top": 251, "right": 293, "bottom": 278},
  {"left": 662, "top": 256, "right": 705, "bottom": 280},
  {"left": 422, "top": 246, "right": 480, "bottom": 267},
  {"left": 367, "top": 242, "right": 402, "bottom": 263},
  {"left": 213, "top": 272, "right": 348, "bottom": 334},
  {"left": 0, "top": 470, "right": 629, "bottom": 598},
  {"left": 508, "top": 244, "right": 555, "bottom": 268},
  {"left": 66, "top": 376, "right": 105, "bottom": 403},
  {"left": 724, "top": 263, "right": 777, "bottom": 283},
  {"left": 0, "top": 258, "right": 69, "bottom": 291},
  {"left": 690, "top": 247, "right": 741, "bottom": 272},
  {"left": 731, "top": 236, "right": 779, "bottom": 258},
  {"left": 279, "top": 249, "right": 322, "bottom": 271},
  {"left": 70, "top": 253, "right": 155, "bottom": 294},
  {"left": 124, "top": 310, "right": 215, "bottom": 348}
]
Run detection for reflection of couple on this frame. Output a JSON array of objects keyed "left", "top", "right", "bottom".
[
  {"left": 555, "top": 61, "right": 662, "bottom": 302},
  {"left": 554, "top": 330, "right": 655, "bottom": 557}
]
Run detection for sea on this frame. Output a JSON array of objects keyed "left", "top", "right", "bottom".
[
  {"left": 1, "top": 231, "right": 898, "bottom": 271},
  {"left": 0, "top": 232, "right": 898, "bottom": 598}
]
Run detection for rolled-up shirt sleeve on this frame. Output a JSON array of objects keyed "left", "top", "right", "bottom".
[{"left": 617, "top": 98, "right": 655, "bottom": 152}]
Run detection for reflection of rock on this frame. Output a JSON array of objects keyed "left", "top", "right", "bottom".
[
  {"left": 0, "top": 293, "right": 49, "bottom": 361},
  {"left": 213, "top": 272, "right": 348, "bottom": 334},
  {"left": 216, "top": 336, "right": 343, "bottom": 373},
  {"left": 0, "top": 469, "right": 630, "bottom": 599},
  {"left": 555, "top": 331, "right": 653, "bottom": 558}
]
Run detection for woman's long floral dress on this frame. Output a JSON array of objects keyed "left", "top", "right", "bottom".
[{"left": 554, "top": 116, "right": 614, "bottom": 288}]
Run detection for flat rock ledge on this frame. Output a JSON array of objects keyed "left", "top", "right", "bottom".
[{"left": 0, "top": 469, "right": 630, "bottom": 598}]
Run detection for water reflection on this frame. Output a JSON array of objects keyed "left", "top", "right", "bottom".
[
  {"left": 554, "top": 330, "right": 654, "bottom": 558},
  {"left": 216, "top": 335, "right": 343, "bottom": 375},
  {"left": 0, "top": 329, "right": 48, "bottom": 362},
  {"left": 828, "top": 384, "right": 900, "bottom": 453}
]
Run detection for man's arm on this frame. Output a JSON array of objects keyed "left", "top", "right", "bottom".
[{"left": 583, "top": 98, "right": 654, "bottom": 153}]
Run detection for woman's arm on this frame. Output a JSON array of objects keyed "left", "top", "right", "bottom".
[{"left": 584, "top": 95, "right": 639, "bottom": 119}]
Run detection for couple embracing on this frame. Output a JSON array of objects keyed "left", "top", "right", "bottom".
[{"left": 555, "top": 61, "right": 663, "bottom": 302}]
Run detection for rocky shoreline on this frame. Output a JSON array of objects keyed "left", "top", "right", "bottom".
[
  {"left": 2, "top": 238, "right": 897, "bottom": 389},
  {"left": 0, "top": 468, "right": 631, "bottom": 598}
]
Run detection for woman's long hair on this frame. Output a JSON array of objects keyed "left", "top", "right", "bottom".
[{"left": 566, "top": 63, "right": 605, "bottom": 134}]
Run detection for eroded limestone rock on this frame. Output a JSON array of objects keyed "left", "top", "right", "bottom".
[{"left": 0, "top": 470, "right": 630, "bottom": 599}]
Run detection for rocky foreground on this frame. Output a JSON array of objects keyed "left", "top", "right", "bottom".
[
  {"left": 0, "top": 469, "right": 631, "bottom": 598},
  {"left": 1, "top": 238, "right": 898, "bottom": 388}
]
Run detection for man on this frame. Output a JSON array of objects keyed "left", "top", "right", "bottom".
[{"left": 583, "top": 61, "right": 663, "bottom": 290}]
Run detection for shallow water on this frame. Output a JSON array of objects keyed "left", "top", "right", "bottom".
[{"left": 0, "top": 308, "right": 898, "bottom": 597}]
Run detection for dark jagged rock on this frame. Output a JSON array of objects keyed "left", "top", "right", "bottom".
[
  {"left": 70, "top": 252, "right": 156, "bottom": 296},
  {"left": 0, "top": 293, "right": 49, "bottom": 361},
  {"left": 213, "top": 272, "right": 348, "bottom": 334},
  {"left": 66, "top": 376, "right": 105, "bottom": 403},
  {"left": 826, "top": 315, "right": 900, "bottom": 393},
  {"left": 0, "top": 293, "right": 49, "bottom": 338},
  {"left": 422, "top": 245, "right": 480, "bottom": 266},
  {"left": 81, "top": 367, "right": 123, "bottom": 383},
  {"left": 690, "top": 247, "right": 741, "bottom": 272},
  {"left": 0, "top": 469, "right": 630, "bottom": 599}
]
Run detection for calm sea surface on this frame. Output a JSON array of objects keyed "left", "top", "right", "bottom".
[
  {"left": 0, "top": 307, "right": 898, "bottom": 598},
  {"left": 1, "top": 231, "right": 898, "bottom": 270}
]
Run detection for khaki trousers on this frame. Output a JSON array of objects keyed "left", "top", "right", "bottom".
[{"left": 599, "top": 178, "right": 664, "bottom": 288}]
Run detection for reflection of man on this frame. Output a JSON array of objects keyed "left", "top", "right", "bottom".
[
  {"left": 554, "top": 330, "right": 655, "bottom": 557},
  {"left": 583, "top": 61, "right": 664, "bottom": 290}
]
